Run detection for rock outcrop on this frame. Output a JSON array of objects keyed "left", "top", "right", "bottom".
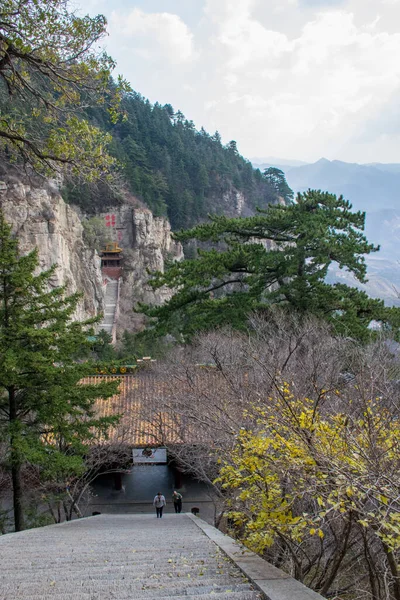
[
  {"left": 0, "top": 178, "right": 104, "bottom": 321},
  {"left": 0, "top": 177, "right": 183, "bottom": 336},
  {"left": 221, "top": 188, "right": 246, "bottom": 215},
  {"left": 98, "top": 205, "right": 183, "bottom": 334}
]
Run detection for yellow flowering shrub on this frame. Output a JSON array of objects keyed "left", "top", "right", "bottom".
[{"left": 216, "top": 384, "right": 400, "bottom": 593}]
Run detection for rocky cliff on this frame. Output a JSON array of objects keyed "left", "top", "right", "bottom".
[
  {"left": 98, "top": 204, "right": 183, "bottom": 334},
  {"left": 0, "top": 176, "right": 183, "bottom": 336},
  {"left": 0, "top": 178, "right": 104, "bottom": 321}
]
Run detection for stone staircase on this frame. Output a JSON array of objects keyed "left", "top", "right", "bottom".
[
  {"left": 0, "top": 514, "right": 263, "bottom": 600},
  {"left": 98, "top": 279, "right": 119, "bottom": 337}
]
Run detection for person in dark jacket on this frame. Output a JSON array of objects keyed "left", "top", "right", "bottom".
[{"left": 172, "top": 490, "right": 183, "bottom": 513}]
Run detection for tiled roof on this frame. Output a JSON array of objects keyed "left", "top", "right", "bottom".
[
  {"left": 83, "top": 363, "right": 251, "bottom": 447},
  {"left": 84, "top": 366, "right": 244, "bottom": 447},
  {"left": 83, "top": 371, "right": 184, "bottom": 446}
]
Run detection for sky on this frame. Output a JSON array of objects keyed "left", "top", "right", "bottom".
[{"left": 73, "top": 0, "right": 400, "bottom": 164}]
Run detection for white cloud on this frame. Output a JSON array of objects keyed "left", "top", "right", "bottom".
[
  {"left": 204, "top": 0, "right": 290, "bottom": 69},
  {"left": 204, "top": 0, "right": 255, "bottom": 23},
  {"left": 74, "top": 0, "right": 400, "bottom": 162},
  {"left": 199, "top": 2, "right": 400, "bottom": 161},
  {"left": 109, "top": 8, "right": 195, "bottom": 64}
]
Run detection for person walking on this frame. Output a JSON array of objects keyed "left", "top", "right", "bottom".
[
  {"left": 172, "top": 491, "right": 183, "bottom": 513},
  {"left": 153, "top": 492, "right": 166, "bottom": 518}
]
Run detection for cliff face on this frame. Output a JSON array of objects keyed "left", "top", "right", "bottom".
[
  {"left": 98, "top": 205, "right": 183, "bottom": 334},
  {"left": 0, "top": 178, "right": 104, "bottom": 321},
  {"left": 221, "top": 188, "right": 246, "bottom": 216},
  {"left": 0, "top": 177, "right": 183, "bottom": 336}
]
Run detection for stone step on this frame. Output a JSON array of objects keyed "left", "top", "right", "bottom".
[
  {"left": 99, "top": 278, "right": 118, "bottom": 334},
  {"left": 0, "top": 515, "right": 262, "bottom": 600},
  {"left": 2, "top": 568, "right": 243, "bottom": 583},
  {"left": 1, "top": 559, "right": 238, "bottom": 572},
  {"left": 1, "top": 555, "right": 225, "bottom": 567},
  {"left": 1, "top": 580, "right": 253, "bottom": 595},
  {"left": 15, "top": 594, "right": 259, "bottom": 600}
]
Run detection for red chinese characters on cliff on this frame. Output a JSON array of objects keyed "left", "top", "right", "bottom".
[{"left": 105, "top": 214, "right": 116, "bottom": 228}]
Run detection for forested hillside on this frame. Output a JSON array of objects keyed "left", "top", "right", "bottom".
[{"left": 63, "top": 93, "right": 277, "bottom": 229}]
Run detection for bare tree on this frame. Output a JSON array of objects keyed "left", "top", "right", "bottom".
[
  {"left": 0, "top": 441, "right": 132, "bottom": 530},
  {"left": 150, "top": 310, "right": 400, "bottom": 599},
  {"left": 35, "top": 442, "right": 132, "bottom": 524}
]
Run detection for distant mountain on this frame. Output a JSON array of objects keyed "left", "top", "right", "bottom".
[
  {"left": 283, "top": 159, "right": 400, "bottom": 253},
  {"left": 251, "top": 156, "right": 308, "bottom": 171},
  {"left": 284, "top": 158, "right": 400, "bottom": 213},
  {"left": 366, "top": 163, "right": 400, "bottom": 175},
  {"left": 279, "top": 158, "right": 400, "bottom": 305},
  {"left": 327, "top": 256, "right": 400, "bottom": 307}
]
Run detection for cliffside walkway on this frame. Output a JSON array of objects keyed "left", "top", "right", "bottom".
[
  {"left": 0, "top": 513, "right": 324, "bottom": 600},
  {"left": 98, "top": 278, "right": 119, "bottom": 341}
]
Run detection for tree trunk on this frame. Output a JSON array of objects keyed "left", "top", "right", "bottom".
[
  {"left": 319, "top": 513, "right": 352, "bottom": 597},
  {"left": 382, "top": 542, "right": 400, "bottom": 600},
  {"left": 9, "top": 386, "right": 25, "bottom": 532},
  {"left": 11, "top": 454, "right": 24, "bottom": 531}
]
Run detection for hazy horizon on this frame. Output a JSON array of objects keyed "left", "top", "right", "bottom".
[{"left": 250, "top": 157, "right": 400, "bottom": 167}]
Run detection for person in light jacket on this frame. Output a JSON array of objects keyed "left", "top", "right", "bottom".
[{"left": 153, "top": 492, "right": 166, "bottom": 518}]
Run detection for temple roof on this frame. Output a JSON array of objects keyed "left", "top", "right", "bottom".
[
  {"left": 84, "top": 366, "right": 246, "bottom": 447},
  {"left": 101, "top": 242, "right": 123, "bottom": 254}
]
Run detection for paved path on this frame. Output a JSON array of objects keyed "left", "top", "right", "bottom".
[{"left": 0, "top": 514, "right": 262, "bottom": 600}]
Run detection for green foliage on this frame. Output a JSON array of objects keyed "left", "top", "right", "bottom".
[
  {"left": 24, "top": 504, "right": 55, "bottom": 530},
  {"left": 117, "top": 330, "right": 173, "bottom": 363},
  {"left": 0, "top": 211, "right": 120, "bottom": 530},
  {"left": 82, "top": 216, "right": 112, "bottom": 251},
  {"left": 263, "top": 167, "right": 294, "bottom": 203},
  {"left": 69, "top": 93, "right": 277, "bottom": 224},
  {"left": 61, "top": 177, "right": 125, "bottom": 214},
  {"left": 145, "top": 190, "right": 393, "bottom": 339},
  {"left": 1, "top": 1, "right": 275, "bottom": 222},
  {"left": 0, "top": 0, "right": 129, "bottom": 177},
  {"left": 90, "top": 329, "right": 117, "bottom": 361}
]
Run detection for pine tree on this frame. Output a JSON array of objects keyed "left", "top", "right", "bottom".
[
  {"left": 67, "top": 92, "right": 277, "bottom": 225},
  {"left": 263, "top": 167, "right": 294, "bottom": 202},
  {"left": 0, "top": 212, "right": 119, "bottom": 531},
  {"left": 145, "top": 190, "right": 394, "bottom": 339}
]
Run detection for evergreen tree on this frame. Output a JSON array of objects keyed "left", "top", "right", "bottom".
[
  {"left": 263, "top": 167, "right": 294, "bottom": 202},
  {"left": 145, "top": 190, "right": 393, "bottom": 339},
  {"left": 91, "top": 329, "right": 117, "bottom": 361},
  {"left": 0, "top": 212, "right": 119, "bottom": 531},
  {"left": 65, "top": 92, "right": 278, "bottom": 226}
]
